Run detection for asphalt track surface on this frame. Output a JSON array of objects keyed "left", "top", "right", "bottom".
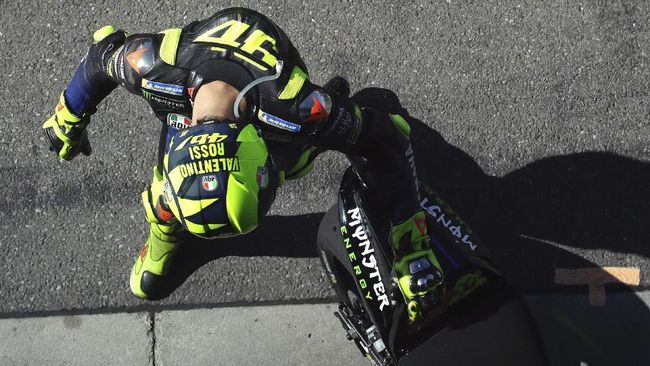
[{"left": 0, "top": 0, "right": 649, "bottom": 360}]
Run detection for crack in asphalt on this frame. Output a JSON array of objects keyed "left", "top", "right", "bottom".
[{"left": 148, "top": 311, "right": 157, "bottom": 366}]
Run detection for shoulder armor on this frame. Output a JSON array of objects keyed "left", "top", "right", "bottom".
[{"left": 120, "top": 35, "right": 160, "bottom": 88}]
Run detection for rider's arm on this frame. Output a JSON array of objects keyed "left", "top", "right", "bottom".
[
  {"left": 64, "top": 26, "right": 126, "bottom": 116},
  {"left": 42, "top": 26, "right": 126, "bottom": 160},
  {"left": 261, "top": 75, "right": 444, "bottom": 322},
  {"left": 260, "top": 78, "right": 420, "bottom": 224}
]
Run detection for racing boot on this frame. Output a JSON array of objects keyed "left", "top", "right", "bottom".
[
  {"left": 391, "top": 210, "right": 444, "bottom": 323},
  {"left": 130, "top": 220, "right": 182, "bottom": 299},
  {"left": 130, "top": 166, "right": 183, "bottom": 299}
]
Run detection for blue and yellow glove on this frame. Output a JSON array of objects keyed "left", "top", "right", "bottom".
[
  {"left": 42, "top": 93, "right": 92, "bottom": 160},
  {"left": 391, "top": 210, "right": 444, "bottom": 323}
]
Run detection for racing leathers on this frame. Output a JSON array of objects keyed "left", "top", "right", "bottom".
[{"left": 42, "top": 7, "right": 443, "bottom": 322}]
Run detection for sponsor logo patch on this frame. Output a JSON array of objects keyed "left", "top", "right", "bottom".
[
  {"left": 201, "top": 175, "right": 219, "bottom": 191},
  {"left": 142, "top": 90, "right": 185, "bottom": 109},
  {"left": 167, "top": 113, "right": 192, "bottom": 130},
  {"left": 257, "top": 110, "right": 301, "bottom": 133},
  {"left": 141, "top": 78, "right": 184, "bottom": 96},
  {"left": 420, "top": 197, "right": 478, "bottom": 251},
  {"left": 163, "top": 181, "right": 173, "bottom": 204},
  {"left": 257, "top": 166, "right": 269, "bottom": 189}
]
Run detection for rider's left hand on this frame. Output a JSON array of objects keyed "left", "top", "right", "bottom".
[{"left": 42, "top": 93, "right": 92, "bottom": 161}]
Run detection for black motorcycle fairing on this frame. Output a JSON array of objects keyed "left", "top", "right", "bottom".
[{"left": 318, "top": 161, "right": 545, "bottom": 363}]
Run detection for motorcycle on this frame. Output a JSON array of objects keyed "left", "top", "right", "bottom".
[{"left": 316, "top": 151, "right": 549, "bottom": 365}]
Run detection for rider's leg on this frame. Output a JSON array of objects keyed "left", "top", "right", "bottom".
[
  {"left": 130, "top": 124, "right": 184, "bottom": 299},
  {"left": 129, "top": 165, "right": 184, "bottom": 299}
]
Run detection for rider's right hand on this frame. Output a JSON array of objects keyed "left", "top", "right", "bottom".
[
  {"left": 390, "top": 211, "right": 445, "bottom": 323},
  {"left": 393, "top": 247, "right": 444, "bottom": 322},
  {"left": 42, "top": 93, "right": 92, "bottom": 160}
]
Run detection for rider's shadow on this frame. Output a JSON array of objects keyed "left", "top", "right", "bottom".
[
  {"left": 353, "top": 88, "right": 650, "bottom": 366},
  {"left": 151, "top": 213, "right": 323, "bottom": 300}
]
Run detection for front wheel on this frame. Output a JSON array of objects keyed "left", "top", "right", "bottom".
[{"left": 317, "top": 205, "right": 397, "bottom": 366}]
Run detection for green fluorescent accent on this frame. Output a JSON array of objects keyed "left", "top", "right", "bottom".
[
  {"left": 177, "top": 197, "right": 220, "bottom": 217},
  {"left": 93, "top": 25, "right": 116, "bottom": 44},
  {"left": 278, "top": 66, "right": 308, "bottom": 100},
  {"left": 167, "top": 165, "right": 184, "bottom": 193},
  {"left": 278, "top": 170, "right": 285, "bottom": 186},
  {"left": 141, "top": 191, "right": 158, "bottom": 223},
  {"left": 149, "top": 223, "right": 181, "bottom": 256},
  {"left": 56, "top": 93, "right": 82, "bottom": 123},
  {"left": 240, "top": 29, "right": 278, "bottom": 66},
  {"left": 287, "top": 161, "right": 314, "bottom": 180},
  {"left": 226, "top": 175, "right": 258, "bottom": 234},
  {"left": 159, "top": 28, "right": 182, "bottom": 66},
  {"left": 389, "top": 114, "right": 411, "bottom": 136},
  {"left": 184, "top": 220, "right": 228, "bottom": 235},
  {"left": 211, "top": 46, "right": 226, "bottom": 52},
  {"left": 354, "top": 105, "right": 362, "bottom": 120},
  {"left": 286, "top": 146, "right": 317, "bottom": 179},
  {"left": 226, "top": 125, "right": 269, "bottom": 233},
  {"left": 156, "top": 223, "right": 178, "bottom": 236},
  {"left": 237, "top": 124, "right": 263, "bottom": 143},
  {"left": 233, "top": 51, "right": 268, "bottom": 71}
]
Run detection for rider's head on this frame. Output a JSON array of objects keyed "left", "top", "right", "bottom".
[
  {"left": 162, "top": 95, "right": 276, "bottom": 238},
  {"left": 192, "top": 80, "right": 248, "bottom": 125}
]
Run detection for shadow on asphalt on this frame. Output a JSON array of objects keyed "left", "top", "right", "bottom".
[
  {"left": 151, "top": 212, "right": 323, "bottom": 300},
  {"left": 415, "top": 140, "right": 650, "bottom": 365},
  {"left": 156, "top": 87, "right": 650, "bottom": 365},
  {"left": 360, "top": 88, "right": 650, "bottom": 366}
]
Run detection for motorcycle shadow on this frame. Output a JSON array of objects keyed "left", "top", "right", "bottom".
[
  {"left": 383, "top": 90, "right": 650, "bottom": 365},
  {"left": 157, "top": 87, "right": 649, "bottom": 365}
]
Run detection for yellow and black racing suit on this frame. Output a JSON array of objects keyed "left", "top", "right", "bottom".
[{"left": 52, "top": 7, "right": 441, "bottom": 319}]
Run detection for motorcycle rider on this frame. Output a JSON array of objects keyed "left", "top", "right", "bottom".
[{"left": 42, "top": 7, "right": 443, "bottom": 322}]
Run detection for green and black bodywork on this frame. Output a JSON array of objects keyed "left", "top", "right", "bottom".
[{"left": 317, "top": 157, "right": 548, "bottom": 366}]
